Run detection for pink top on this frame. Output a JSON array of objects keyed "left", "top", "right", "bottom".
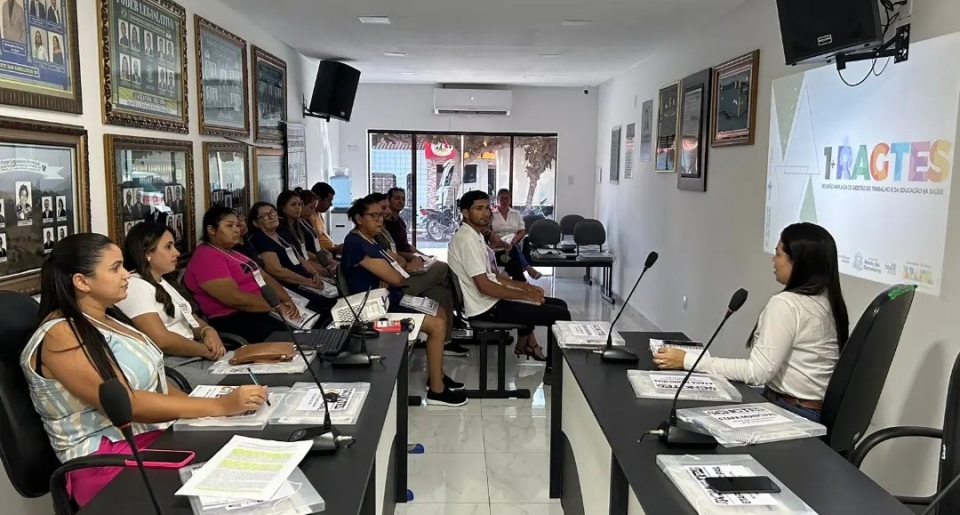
[{"left": 184, "top": 244, "right": 261, "bottom": 318}]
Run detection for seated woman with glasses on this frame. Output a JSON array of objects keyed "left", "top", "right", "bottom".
[
  {"left": 490, "top": 188, "right": 541, "bottom": 281},
  {"left": 115, "top": 222, "right": 226, "bottom": 386},
  {"left": 290, "top": 188, "right": 336, "bottom": 270},
  {"left": 183, "top": 206, "right": 300, "bottom": 342},
  {"left": 248, "top": 201, "right": 334, "bottom": 315},
  {"left": 341, "top": 196, "right": 467, "bottom": 407},
  {"left": 22, "top": 233, "right": 266, "bottom": 508}
]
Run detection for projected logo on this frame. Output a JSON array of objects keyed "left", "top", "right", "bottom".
[
  {"left": 822, "top": 140, "right": 953, "bottom": 183},
  {"left": 903, "top": 262, "right": 935, "bottom": 285}
]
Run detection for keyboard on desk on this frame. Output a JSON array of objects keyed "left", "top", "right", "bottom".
[{"left": 294, "top": 329, "right": 351, "bottom": 357}]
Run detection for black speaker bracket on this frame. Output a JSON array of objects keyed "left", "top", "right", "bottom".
[{"left": 836, "top": 24, "right": 910, "bottom": 71}]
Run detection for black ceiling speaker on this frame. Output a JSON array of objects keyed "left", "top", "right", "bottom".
[
  {"left": 307, "top": 61, "right": 361, "bottom": 122},
  {"left": 776, "top": 0, "right": 883, "bottom": 65}
]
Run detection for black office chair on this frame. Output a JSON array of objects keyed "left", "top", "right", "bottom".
[
  {"left": 820, "top": 284, "right": 918, "bottom": 457},
  {"left": 0, "top": 292, "right": 129, "bottom": 515},
  {"left": 523, "top": 214, "right": 545, "bottom": 232},
  {"left": 559, "top": 214, "right": 585, "bottom": 238},
  {"left": 528, "top": 219, "right": 562, "bottom": 250},
  {"left": 572, "top": 218, "right": 608, "bottom": 253},
  {"left": 449, "top": 271, "right": 531, "bottom": 400},
  {"left": 850, "top": 350, "right": 960, "bottom": 514}
]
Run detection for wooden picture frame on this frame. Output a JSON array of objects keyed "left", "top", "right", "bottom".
[
  {"left": 285, "top": 121, "right": 306, "bottom": 190},
  {"left": 195, "top": 15, "right": 249, "bottom": 137},
  {"left": 252, "top": 147, "right": 283, "bottom": 204},
  {"left": 655, "top": 81, "right": 680, "bottom": 173},
  {"left": 98, "top": 0, "right": 189, "bottom": 133},
  {"left": 677, "top": 68, "right": 713, "bottom": 192},
  {"left": 104, "top": 134, "right": 194, "bottom": 253},
  {"left": 251, "top": 45, "right": 286, "bottom": 145},
  {"left": 712, "top": 50, "right": 760, "bottom": 147},
  {"left": 0, "top": 116, "right": 90, "bottom": 294},
  {"left": 203, "top": 142, "right": 250, "bottom": 217},
  {"left": 0, "top": 0, "right": 83, "bottom": 114}
]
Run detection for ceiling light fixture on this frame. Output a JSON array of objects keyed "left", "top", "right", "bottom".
[
  {"left": 383, "top": 51, "right": 407, "bottom": 58},
  {"left": 399, "top": 72, "right": 417, "bottom": 76},
  {"left": 358, "top": 16, "right": 391, "bottom": 24},
  {"left": 562, "top": 20, "right": 592, "bottom": 26},
  {"left": 540, "top": 53, "right": 563, "bottom": 58}
]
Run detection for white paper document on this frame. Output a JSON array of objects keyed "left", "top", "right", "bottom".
[
  {"left": 649, "top": 372, "right": 719, "bottom": 392},
  {"left": 553, "top": 321, "right": 625, "bottom": 348},
  {"left": 294, "top": 386, "right": 359, "bottom": 413},
  {"left": 649, "top": 338, "right": 710, "bottom": 360},
  {"left": 192, "top": 468, "right": 297, "bottom": 510},
  {"left": 703, "top": 405, "right": 793, "bottom": 429},
  {"left": 686, "top": 464, "right": 779, "bottom": 506},
  {"left": 400, "top": 295, "right": 440, "bottom": 316},
  {"left": 181, "top": 385, "right": 278, "bottom": 426},
  {"left": 175, "top": 436, "right": 312, "bottom": 501}
]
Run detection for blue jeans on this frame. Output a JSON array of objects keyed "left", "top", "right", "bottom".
[{"left": 765, "top": 390, "right": 822, "bottom": 423}]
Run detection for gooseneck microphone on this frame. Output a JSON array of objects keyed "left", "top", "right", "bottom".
[
  {"left": 656, "top": 288, "right": 749, "bottom": 447},
  {"left": 99, "top": 379, "right": 164, "bottom": 515},
  {"left": 260, "top": 285, "right": 353, "bottom": 455},
  {"left": 332, "top": 286, "right": 378, "bottom": 368},
  {"left": 601, "top": 251, "right": 659, "bottom": 364}
]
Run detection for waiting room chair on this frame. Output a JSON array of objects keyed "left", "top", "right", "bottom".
[
  {"left": 820, "top": 284, "right": 918, "bottom": 457},
  {"left": 449, "top": 271, "right": 531, "bottom": 400},
  {"left": 559, "top": 214, "right": 585, "bottom": 238},
  {"left": 527, "top": 219, "right": 562, "bottom": 249},
  {"left": 0, "top": 291, "right": 184, "bottom": 515},
  {"left": 573, "top": 218, "right": 607, "bottom": 252},
  {"left": 523, "top": 214, "right": 545, "bottom": 232},
  {"left": 850, "top": 348, "right": 960, "bottom": 514}
]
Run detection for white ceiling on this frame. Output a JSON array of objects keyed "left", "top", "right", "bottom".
[{"left": 221, "top": 0, "right": 750, "bottom": 87}]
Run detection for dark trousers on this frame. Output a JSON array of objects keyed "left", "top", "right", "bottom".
[
  {"left": 474, "top": 297, "right": 571, "bottom": 365},
  {"left": 207, "top": 310, "right": 288, "bottom": 343}
]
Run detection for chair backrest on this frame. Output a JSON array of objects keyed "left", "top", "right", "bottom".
[
  {"left": 522, "top": 214, "right": 545, "bottom": 231},
  {"left": 0, "top": 291, "right": 59, "bottom": 498},
  {"left": 573, "top": 219, "right": 606, "bottom": 247},
  {"left": 527, "top": 219, "right": 561, "bottom": 248},
  {"left": 335, "top": 263, "right": 352, "bottom": 296},
  {"left": 936, "top": 351, "right": 960, "bottom": 515},
  {"left": 821, "top": 284, "right": 917, "bottom": 455},
  {"left": 559, "top": 214, "right": 585, "bottom": 236}
]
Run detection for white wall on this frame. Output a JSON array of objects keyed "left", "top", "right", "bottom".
[
  {"left": 338, "top": 83, "right": 599, "bottom": 219},
  {"left": 595, "top": 0, "right": 960, "bottom": 496},
  {"left": 299, "top": 56, "right": 341, "bottom": 186},
  {"left": 0, "top": 0, "right": 308, "bottom": 511}
]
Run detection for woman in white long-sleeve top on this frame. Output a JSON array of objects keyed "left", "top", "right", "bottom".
[{"left": 655, "top": 222, "right": 850, "bottom": 422}]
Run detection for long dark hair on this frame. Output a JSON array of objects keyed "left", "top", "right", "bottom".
[
  {"left": 122, "top": 222, "right": 176, "bottom": 318},
  {"left": 780, "top": 222, "right": 850, "bottom": 349},
  {"left": 276, "top": 190, "right": 305, "bottom": 243},
  {"left": 38, "top": 233, "right": 127, "bottom": 383},
  {"left": 201, "top": 205, "right": 238, "bottom": 243}
]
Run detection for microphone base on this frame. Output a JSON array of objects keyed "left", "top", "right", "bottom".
[
  {"left": 656, "top": 421, "right": 718, "bottom": 448},
  {"left": 331, "top": 352, "right": 373, "bottom": 368},
  {"left": 600, "top": 347, "right": 640, "bottom": 365},
  {"left": 308, "top": 429, "right": 341, "bottom": 456}
]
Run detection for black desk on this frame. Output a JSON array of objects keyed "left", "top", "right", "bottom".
[
  {"left": 79, "top": 334, "right": 411, "bottom": 515},
  {"left": 529, "top": 253, "right": 615, "bottom": 304},
  {"left": 548, "top": 331, "right": 914, "bottom": 515}
]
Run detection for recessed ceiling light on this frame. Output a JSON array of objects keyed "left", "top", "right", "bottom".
[
  {"left": 540, "top": 53, "right": 563, "bottom": 58},
  {"left": 562, "top": 20, "right": 592, "bottom": 26},
  {"left": 524, "top": 74, "right": 544, "bottom": 79},
  {"left": 358, "top": 16, "right": 391, "bottom": 24},
  {"left": 399, "top": 72, "right": 417, "bottom": 76},
  {"left": 383, "top": 51, "right": 407, "bottom": 58}
]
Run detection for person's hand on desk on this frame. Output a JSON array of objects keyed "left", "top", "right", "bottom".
[
  {"left": 655, "top": 348, "right": 686, "bottom": 370},
  {"left": 219, "top": 385, "right": 268, "bottom": 415}
]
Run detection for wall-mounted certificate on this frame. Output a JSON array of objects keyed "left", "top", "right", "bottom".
[
  {"left": 285, "top": 121, "right": 305, "bottom": 190},
  {"left": 0, "top": 116, "right": 90, "bottom": 294},
  {"left": 253, "top": 147, "right": 283, "bottom": 204},
  {"left": 0, "top": 0, "right": 82, "bottom": 113},
  {"left": 99, "top": 0, "right": 188, "bottom": 133},
  {"left": 203, "top": 142, "right": 249, "bottom": 218},
  {"left": 195, "top": 15, "right": 248, "bottom": 137},
  {"left": 252, "top": 45, "right": 286, "bottom": 145}
]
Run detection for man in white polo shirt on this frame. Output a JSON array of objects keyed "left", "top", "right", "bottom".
[{"left": 448, "top": 190, "right": 570, "bottom": 382}]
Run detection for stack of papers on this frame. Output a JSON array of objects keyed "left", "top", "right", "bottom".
[
  {"left": 676, "top": 402, "right": 828, "bottom": 447},
  {"left": 649, "top": 338, "right": 711, "bottom": 361},
  {"left": 552, "top": 321, "right": 625, "bottom": 349},
  {"left": 176, "top": 436, "right": 325, "bottom": 514},
  {"left": 627, "top": 370, "right": 742, "bottom": 402},
  {"left": 400, "top": 295, "right": 440, "bottom": 316},
  {"left": 270, "top": 382, "right": 371, "bottom": 426},
  {"left": 173, "top": 386, "right": 285, "bottom": 431},
  {"left": 275, "top": 288, "right": 321, "bottom": 329},
  {"left": 657, "top": 454, "right": 816, "bottom": 515}
]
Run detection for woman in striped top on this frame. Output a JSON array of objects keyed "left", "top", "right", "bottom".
[{"left": 20, "top": 233, "right": 268, "bottom": 507}]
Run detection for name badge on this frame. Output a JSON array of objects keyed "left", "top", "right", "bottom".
[
  {"left": 391, "top": 259, "right": 410, "bottom": 279},
  {"left": 176, "top": 300, "right": 201, "bottom": 328},
  {"left": 253, "top": 270, "right": 267, "bottom": 287},
  {"left": 390, "top": 240, "right": 397, "bottom": 253},
  {"left": 313, "top": 237, "right": 322, "bottom": 252},
  {"left": 284, "top": 246, "right": 299, "bottom": 263}
]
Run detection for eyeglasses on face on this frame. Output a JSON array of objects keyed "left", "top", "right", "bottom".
[
  {"left": 362, "top": 212, "right": 384, "bottom": 221},
  {"left": 258, "top": 210, "right": 278, "bottom": 220}
]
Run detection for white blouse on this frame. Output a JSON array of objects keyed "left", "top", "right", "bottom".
[
  {"left": 684, "top": 291, "right": 840, "bottom": 401},
  {"left": 491, "top": 209, "right": 523, "bottom": 242},
  {"left": 114, "top": 275, "right": 198, "bottom": 339}
]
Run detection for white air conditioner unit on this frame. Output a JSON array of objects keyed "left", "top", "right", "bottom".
[{"left": 433, "top": 88, "right": 512, "bottom": 115}]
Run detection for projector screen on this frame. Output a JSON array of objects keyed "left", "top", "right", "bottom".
[{"left": 765, "top": 32, "right": 960, "bottom": 295}]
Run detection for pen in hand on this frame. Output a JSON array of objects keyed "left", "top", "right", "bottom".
[{"left": 246, "top": 367, "right": 271, "bottom": 406}]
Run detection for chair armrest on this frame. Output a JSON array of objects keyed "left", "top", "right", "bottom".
[
  {"left": 850, "top": 426, "right": 943, "bottom": 467},
  {"left": 50, "top": 454, "right": 131, "bottom": 514},
  {"left": 219, "top": 332, "right": 248, "bottom": 349},
  {"left": 165, "top": 366, "right": 192, "bottom": 393}
]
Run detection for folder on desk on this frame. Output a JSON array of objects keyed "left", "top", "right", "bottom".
[
  {"left": 553, "top": 321, "right": 625, "bottom": 349},
  {"left": 676, "top": 402, "right": 828, "bottom": 447},
  {"left": 178, "top": 462, "right": 325, "bottom": 514},
  {"left": 657, "top": 454, "right": 816, "bottom": 515},
  {"left": 173, "top": 386, "right": 287, "bottom": 431},
  {"left": 627, "top": 370, "right": 742, "bottom": 402}
]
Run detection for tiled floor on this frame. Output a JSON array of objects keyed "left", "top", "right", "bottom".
[{"left": 397, "top": 276, "right": 657, "bottom": 514}]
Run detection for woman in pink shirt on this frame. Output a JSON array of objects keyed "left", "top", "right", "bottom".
[{"left": 184, "top": 206, "right": 300, "bottom": 342}]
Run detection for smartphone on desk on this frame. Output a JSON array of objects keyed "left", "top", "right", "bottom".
[
  {"left": 126, "top": 449, "right": 195, "bottom": 469},
  {"left": 705, "top": 476, "right": 781, "bottom": 494}
]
